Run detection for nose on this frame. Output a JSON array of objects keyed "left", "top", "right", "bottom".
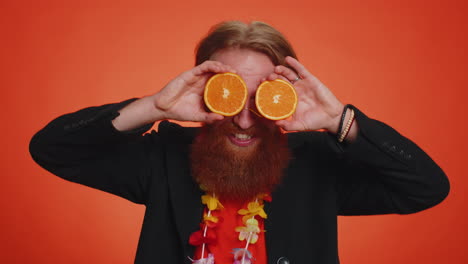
[{"left": 233, "top": 107, "right": 256, "bottom": 130}]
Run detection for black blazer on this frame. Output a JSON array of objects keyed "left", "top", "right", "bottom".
[{"left": 29, "top": 99, "right": 449, "bottom": 263}]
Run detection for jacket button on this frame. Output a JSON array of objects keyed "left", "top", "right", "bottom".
[
  {"left": 390, "top": 145, "right": 397, "bottom": 152},
  {"left": 277, "top": 257, "right": 290, "bottom": 264},
  {"left": 399, "top": 150, "right": 405, "bottom": 155}
]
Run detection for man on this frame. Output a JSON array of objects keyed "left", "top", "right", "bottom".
[{"left": 30, "top": 21, "right": 449, "bottom": 264}]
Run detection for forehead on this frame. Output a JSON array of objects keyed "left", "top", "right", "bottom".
[{"left": 210, "top": 48, "right": 275, "bottom": 84}]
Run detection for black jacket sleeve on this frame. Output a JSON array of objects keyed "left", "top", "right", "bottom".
[
  {"left": 332, "top": 105, "right": 450, "bottom": 215},
  {"left": 29, "top": 99, "right": 160, "bottom": 204}
]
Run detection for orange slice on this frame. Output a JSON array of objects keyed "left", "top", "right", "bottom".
[
  {"left": 255, "top": 79, "right": 298, "bottom": 120},
  {"left": 204, "top": 73, "right": 248, "bottom": 116}
]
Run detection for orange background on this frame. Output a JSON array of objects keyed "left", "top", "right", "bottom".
[{"left": 1, "top": 0, "right": 466, "bottom": 263}]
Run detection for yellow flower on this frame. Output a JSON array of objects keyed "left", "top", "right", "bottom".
[
  {"left": 238, "top": 201, "right": 267, "bottom": 223},
  {"left": 203, "top": 214, "right": 219, "bottom": 223},
  {"left": 201, "top": 194, "right": 224, "bottom": 211},
  {"left": 235, "top": 218, "right": 261, "bottom": 244}
]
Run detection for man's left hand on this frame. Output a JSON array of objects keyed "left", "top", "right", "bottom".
[{"left": 265, "top": 56, "right": 351, "bottom": 136}]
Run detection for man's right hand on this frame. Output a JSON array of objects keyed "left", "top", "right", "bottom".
[
  {"left": 112, "top": 61, "right": 234, "bottom": 132},
  {"left": 151, "top": 60, "right": 235, "bottom": 123}
]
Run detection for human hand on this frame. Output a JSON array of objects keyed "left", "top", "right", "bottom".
[
  {"left": 151, "top": 61, "right": 235, "bottom": 123},
  {"left": 265, "top": 56, "right": 344, "bottom": 133}
]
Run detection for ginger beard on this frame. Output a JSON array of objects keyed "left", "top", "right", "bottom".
[{"left": 190, "top": 119, "right": 291, "bottom": 202}]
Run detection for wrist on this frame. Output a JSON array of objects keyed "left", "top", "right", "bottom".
[
  {"left": 327, "top": 103, "right": 346, "bottom": 134},
  {"left": 111, "top": 96, "right": 164, "bottom": 132},
  {"left": 150, "top": 94, "right": 170, "bottom": 120},
  {"left": 327, "top": 104, "right": 357, "bottom": 142},
  {"left": 338, "top": 108, "right": 355, "bottom": 142},
  {"left": 332, "top": 104, "right": 358, "bottom": 143}
]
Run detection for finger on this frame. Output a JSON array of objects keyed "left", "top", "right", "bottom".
[
  {"left": 191, "top": 111, "right": 223, "bottom": 123},
  {"left": 224, "top": 65, "right": 237, "bottom": 74},
  {"left": 192, "top": 62, "right": 219, "bottom": 76},
  {"left": 275, "top": 119, "right": 293, "bottom": 131},
  {"left": 275, "top": 65, "right": 299, "bottom": 83},
  {"left": 275, "top": 119, "right": 305, "bottom": 131},
  {"left": 285, "top": 56, "right": 313, "bottom": 80},
  {"left": 267, "top": 72, "right": 279, "bottom": 81},
  {"left": 217, "top": 63, "right": 237, "bottom": 74},
  {"left": 276, "top": 75, "right": 289, "bottom": 82},
  {"left": 207, "top": 61, "right": 236, "bottom": 74},
  {"left": 193, "top": 61, "right": 229, "bottom": 76},
  {"left": 268, "top": 71, "right": 290, "bottom": 83},
  {"left": 204, "top": 113, "right": 225, "bottom": 123}
]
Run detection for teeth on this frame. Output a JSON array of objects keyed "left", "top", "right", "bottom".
[{"left": 234, "top": 134, "right": 252, "bottom": 140}]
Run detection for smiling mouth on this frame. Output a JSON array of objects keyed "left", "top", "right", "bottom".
[{"left": 228, "top": 133, "right": 257, "bottom": 147}]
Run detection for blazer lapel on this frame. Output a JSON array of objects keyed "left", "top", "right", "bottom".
[
  {"left": 164, "top": 124, "right": 204, "bottom": 261},
  {"left": 264, "top": 133, "right": 304, "bottom": 263}
]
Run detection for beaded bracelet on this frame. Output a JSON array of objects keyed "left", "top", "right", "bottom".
[
  {"left": 338, "top": 109, "right": 355, "bottom": 142},
  {"left": 337, "top": 104, "right": 351, "bottom": 141},
  {"left": 342, "top": 113, "right": 355, "bottom": 141}
]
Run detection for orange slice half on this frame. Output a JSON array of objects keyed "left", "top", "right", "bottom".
[
  {"left": 255, "top": 79, "right": 298, "bottom": 120},
  {"left": 204, "top": 73, "right": 248, "bottom": 116}
]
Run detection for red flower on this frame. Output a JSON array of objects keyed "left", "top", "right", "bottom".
[
  {"left": 189, "top": 229, "right": 217, "bottom": 246},
  {"left": 257, "top": 193, "right": 272, "bottom": 202}
]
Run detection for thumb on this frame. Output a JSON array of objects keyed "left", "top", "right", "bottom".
[
  {"left": 276, "top": 119, "right": 304, "bottom": 131},
  {"left": 204, "top": 113, "right": 225, "bottom": 124},
  {"left": 276, "top": 120, "right": 291, "bottom": 131}
]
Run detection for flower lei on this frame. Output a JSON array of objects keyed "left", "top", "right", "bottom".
[{"left": 189, "top": 193, "right": 271, "bottom": 264}]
